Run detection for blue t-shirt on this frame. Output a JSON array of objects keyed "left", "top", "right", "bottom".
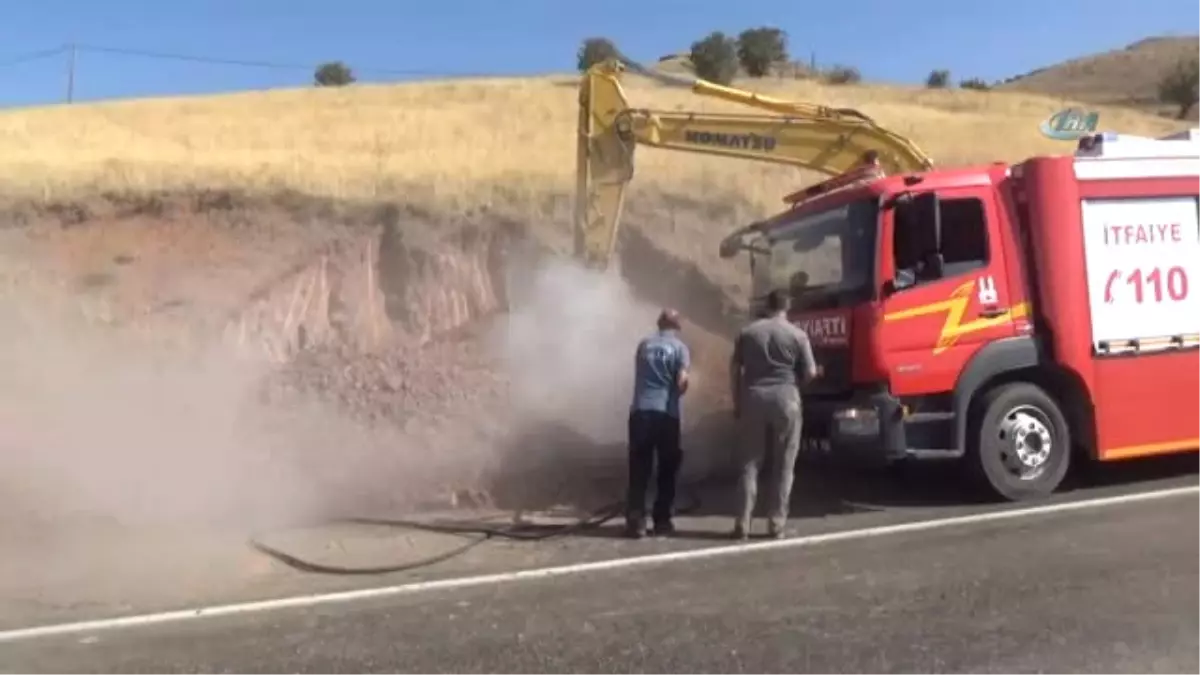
[{"left": 631, "top": 329, "right": 691, "bottom": 419}]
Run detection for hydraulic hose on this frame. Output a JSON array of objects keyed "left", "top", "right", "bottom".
[{"left": 248, "top": 485, "right": 709, "bottom": 576}]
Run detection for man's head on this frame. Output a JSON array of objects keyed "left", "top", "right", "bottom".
[
  {"left": 657, "top": 308, "right": 683, "bottom": 332},
  {"left": 765, "top": 288, "right": 791, "bottom": 315}
]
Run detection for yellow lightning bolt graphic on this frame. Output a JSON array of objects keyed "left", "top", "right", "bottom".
[{"left": 884, "top": 279, "right": 1030, "bottom": 354}]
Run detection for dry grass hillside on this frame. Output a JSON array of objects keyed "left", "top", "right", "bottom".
[
  {"left": 0, "top": 73, "right": 1186, "bottom": 225},
  {"left": 998, "top": 35, "right": 1199, "bottom": 117},
  {"left": 0, "top": 74, "right": 1185, "bottom": 333},
  {"left": 0, "top": 69, "right": 1192, "bottom": 532}
]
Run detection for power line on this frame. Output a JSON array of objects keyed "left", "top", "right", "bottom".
[
  {"left": 77, "top": 43, "right": 318, "bottom": 72},
  {"left": 0, "top": 46, "right": 68, "bottom": 69},
  {"left": 73, "top": 43, "right": 490, "bottom": 78},
  {"left": 0, "top": 42, "right": 545, "bottom": 107}
]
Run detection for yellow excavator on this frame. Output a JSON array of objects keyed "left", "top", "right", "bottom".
[{"left": 573, "top": 53, "right": 937, "bottom": 270}]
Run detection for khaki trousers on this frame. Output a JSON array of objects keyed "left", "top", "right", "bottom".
[{"left": 735, "top": 385, "right": 802, "bottom": 533}]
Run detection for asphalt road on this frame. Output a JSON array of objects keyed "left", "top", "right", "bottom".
[
  {"left": 2, "top": 452, "right": 1195, "bottom": 633},
  {"left": 2, "top": 489, "right": 1196, "bottom": 674}
]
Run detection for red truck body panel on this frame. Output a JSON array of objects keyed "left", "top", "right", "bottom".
[
  {"left": 771, "top": 132, "right": 1199, "bottom": 466},
  {"left": 1021, "top": 153, "right": 1199, "bottom": 461}
]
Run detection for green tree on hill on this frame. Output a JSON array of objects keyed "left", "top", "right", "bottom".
[
  {"left": 736, "top": 27, "right": 788, "bottom": 78},
  {"left": 578, "top": 37, "right": 619, "bottom": 72},
  {"left": 824, "top": 65, "right": 861, "bottom": 85},
  {"left": 926, "top": 69, "right": 950, "bottom": 88},
  {"left": 1159, "top": 56, "right": 1199, "bottom": 119},
  {"left": 960, "top": 77, "right": 991, "bottom": 91},
  {"left": 314, "top": 61, "right": 355, "bottom": 87},
  {"left": 690, "top": 31, "right": 739, "bottom": 85}
]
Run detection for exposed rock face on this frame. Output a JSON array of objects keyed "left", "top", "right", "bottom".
[{"left": 0, "top": 191, "right": 741, "bottom": 529}]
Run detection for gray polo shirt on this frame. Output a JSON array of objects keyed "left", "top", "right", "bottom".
[{"left": 731, "top": 314, "right": 818, "bottom": 391}]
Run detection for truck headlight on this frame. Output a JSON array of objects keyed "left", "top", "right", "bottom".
[{"left": 833, "top": 407, "right": 880, "bottom": 436}]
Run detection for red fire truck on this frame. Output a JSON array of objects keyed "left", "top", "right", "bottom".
[{"left": 723, "top": 129, "right": 1199, "bottom": 500}]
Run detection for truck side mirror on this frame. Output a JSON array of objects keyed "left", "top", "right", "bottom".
[
  {"left": 922, "top": 251, "right": 945, "bottom": 279},
  {"left": 908, "top": 191, "right": 942, "bottom": 253},
  {"left": 890, "top": 190, "right": 944, "bottom": 287},
  {"left": 719, "top": 223, "right": 767, "bottom": 259}
]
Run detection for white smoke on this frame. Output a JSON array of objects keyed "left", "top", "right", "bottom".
[{"left": 494, "top": 256, "right": 660, "bottom": 444}]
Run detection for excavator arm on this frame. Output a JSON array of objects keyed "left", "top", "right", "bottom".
[{"left": 574, "top": 56, "right": 935, "bottom": 269}]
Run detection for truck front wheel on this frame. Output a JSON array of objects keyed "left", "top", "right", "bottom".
[{"left": 968, "top": 382, "right": 1071, "bottom": 501}]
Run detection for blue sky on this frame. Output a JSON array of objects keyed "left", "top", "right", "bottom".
[{"left": 0, "top": 0, "right": 1196, "bottom": 107}]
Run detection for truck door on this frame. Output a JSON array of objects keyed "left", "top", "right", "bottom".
[{"left": 878, "top": 186, "right": 1019, "bottom": 396}]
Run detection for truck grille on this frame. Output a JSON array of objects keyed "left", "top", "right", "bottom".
[{"left": 802, "top": 345, "right": 851, "bottom": 396}]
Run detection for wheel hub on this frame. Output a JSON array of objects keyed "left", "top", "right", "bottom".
[{"left": 998, "top": 407, "right": 1053, "bottom": 479}]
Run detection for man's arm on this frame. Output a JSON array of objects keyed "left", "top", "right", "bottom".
[
  {"left": 729, "top": 333, "right": 743, "bottom": 416},
  {"left": 675, "top": 341, "right": 691, "bottom": 396},
  {"left": 795, "top": 331, "right": 820, "bottom": 385}
]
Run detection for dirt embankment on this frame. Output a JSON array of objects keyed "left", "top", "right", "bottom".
[{"left": 0, "top": 191, "right": 745, "bottom": 535}]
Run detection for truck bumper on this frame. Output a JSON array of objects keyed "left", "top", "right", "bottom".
[{"left": 824, "top": 392, "right": 909, "bottom": 468}]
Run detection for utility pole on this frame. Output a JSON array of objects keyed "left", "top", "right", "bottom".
[{"left": 66, "top": 43, "right": 76, "bottom": 104}]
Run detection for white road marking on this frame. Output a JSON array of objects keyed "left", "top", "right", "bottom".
[{"left": 0, "top": 484, "right": 1195, "bottom": 644}]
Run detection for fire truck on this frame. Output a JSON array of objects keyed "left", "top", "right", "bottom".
[
  {"left": 720, "top": 129, "right": 1200, "bottom": 500},
  {"left": 573, "top": 55, "right": 1197, "bottom": 500}
]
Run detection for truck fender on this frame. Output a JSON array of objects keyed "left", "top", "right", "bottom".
[{"left": 952, "top": 336, "right": 1042, "bottom": 449}]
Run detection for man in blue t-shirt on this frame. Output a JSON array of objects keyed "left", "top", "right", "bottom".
[{"left": 626, "top": 308, "right": 692, "bottom": 539}]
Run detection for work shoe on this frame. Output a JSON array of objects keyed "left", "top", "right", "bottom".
[
  {"left": 652, "top": 521, "right": 676, "bottom": 537},
  {"left": 624, "top": 522, "right": 647, "bottom": 540},
  {"left": 767, "top": 525, "right": 788, "bottom": 540},
  {"left": 730, "top": 526, "right": 749, "bottom": 541}
]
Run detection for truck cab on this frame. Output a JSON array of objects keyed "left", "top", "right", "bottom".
[{"left": 733, "top": 130, "right": 1200, "bottom": 500}]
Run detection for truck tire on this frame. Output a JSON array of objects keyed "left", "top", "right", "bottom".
[{"left": 968, "top": 382, "right": 1071, "bottom": 501}]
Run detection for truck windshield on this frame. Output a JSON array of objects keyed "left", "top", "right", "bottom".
[{"left": 751, "top": 197, "right": 879, "bottom": 310}]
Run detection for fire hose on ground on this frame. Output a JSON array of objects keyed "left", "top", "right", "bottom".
[{"left": 247, "top": 484, "right": 713, "bottom": 576}]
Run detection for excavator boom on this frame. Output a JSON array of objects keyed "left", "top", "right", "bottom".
[{"left": 574, "top": 56, "right": 935, "bottom": 269}]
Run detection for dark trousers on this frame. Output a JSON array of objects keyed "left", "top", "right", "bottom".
[{"left": 626, "top": 410, "right": 683, "bottom": 528}]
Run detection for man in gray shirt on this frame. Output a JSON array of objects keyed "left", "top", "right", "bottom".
[{"left": 728, "top": 288, "right": 821, "bottom": 540}]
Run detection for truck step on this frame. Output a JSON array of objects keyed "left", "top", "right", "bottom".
[
  {"left": 906, "top": 411, "right": 956, "bottom": 423},
  {"left": 907, "top": 447, "right": 965, "bottom": 460}
]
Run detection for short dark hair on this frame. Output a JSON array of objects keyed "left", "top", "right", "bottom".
[
  {"left": 657, "top": 308, "right": 682, "bottom": 331},
  {"left": 765, "top": 289, "right": 790, "bottom": 313}
]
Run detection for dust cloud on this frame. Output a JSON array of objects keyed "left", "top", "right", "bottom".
[
  {"left": 0, "top": 296, "right": 327, "bottom": 535},
  {"left": 486, "top": 252, "right": 737, "bottom": 495},
  {"left": 0, "top": 247, "right": 683, "bottom": 541},
  {"left": 495, "top": 256, "right": 659, "bottom": 443}
]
